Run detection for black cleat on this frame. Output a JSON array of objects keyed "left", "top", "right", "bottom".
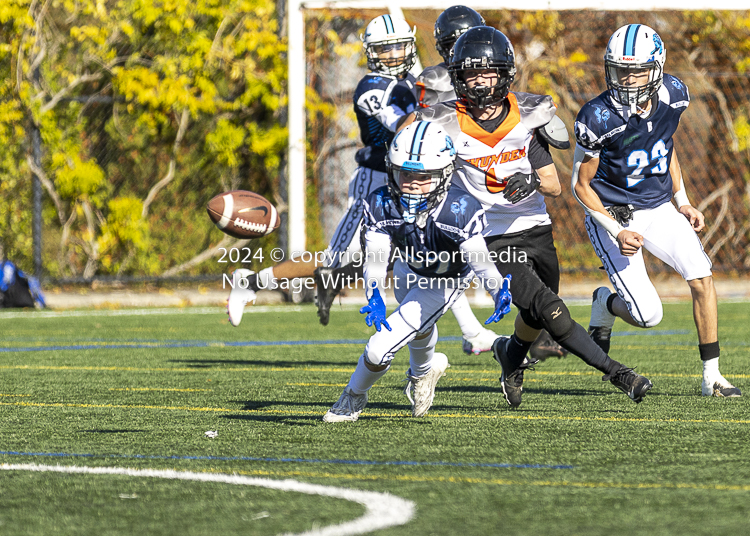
[
  {"left": 314, "top": 267, "right": 339, "bottom": 326},
  {"left": 604, "top": 366, "right": 653, "bottom": 403},
  {"left": 492, "top": 337, "right": 537, "bottom": 408},
  {"left": 529, "top": 330, "right": 568, "bottom": 361}
]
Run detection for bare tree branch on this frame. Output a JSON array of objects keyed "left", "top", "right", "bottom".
[
  {"left": 81, "top": 200, "right": 99, "bottom": 278},
  {"left": 40, "top": 72, "right": 104, "bottom": 113},
  {"left": 26, "top": 154, "right": 66, "bottom": 225},
  {"left": 161, "top": 236, "right": 251, "bottom": 277},
  {"left": 141, "top": 108, "right": 190, "bottom": 218}
]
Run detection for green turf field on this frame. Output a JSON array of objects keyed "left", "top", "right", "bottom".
[{"left": 1, "top": 302, "right": 748, "bottom": 535}]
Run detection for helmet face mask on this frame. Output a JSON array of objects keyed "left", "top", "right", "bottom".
[
  {"left": 448, "top": 27, "right": 516, "bottom": 109},
  {"left": 386, "top": 122, "right": 456, "bottom": 226},
  {"left": 362, "top": 15, "right": 417, "bottom": 77},
  {"left": 433, "top": 6, "right": 485, "bottom": 63},
  {"left": 604, "top": 24, "right": 665, "bottom": 108}
]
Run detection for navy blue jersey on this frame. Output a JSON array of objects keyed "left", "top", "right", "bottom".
[
  {"left": 363, "top": 185, "right": 486, "bottom": 278},
  {"left": 353, "top": 73, "right": 417, "bottom": 172},
  {"left": 574, "top": 73, "right": 689, "bottom": 209}
]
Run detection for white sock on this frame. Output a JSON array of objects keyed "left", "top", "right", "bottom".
[
  {"left": 703, "top": 357, "right": 720, "bottom": 379},
  {"left": 408, "top": 325, "right": 439, "bottom": 377},
  {"left": 450, "top": 293, "right": 483, "bottom": 339},
  {"left": 257, "top": 267, "right": 278, "bottom": 290},
  {"left": 348, "top": 354, "right": 389, "bottom": 394}
]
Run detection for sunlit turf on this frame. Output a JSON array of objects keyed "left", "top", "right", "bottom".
[{"left": 1, "top": 302, "right": 748, "bottom": 535}]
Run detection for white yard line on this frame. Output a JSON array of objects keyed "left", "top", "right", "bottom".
[{"left": 0, "top": 463, "right": 415, "bottom": 536}]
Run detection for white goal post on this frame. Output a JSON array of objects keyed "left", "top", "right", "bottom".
[{"left": 285, "top": 0, "right": 743, "bottom": 256}]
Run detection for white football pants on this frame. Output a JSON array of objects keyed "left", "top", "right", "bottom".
[
  {"left": 585, "top": 201, "right": 712, "bottom": 328},
  {"left": 364, "top": 260, "right": 474, "bottom": 367}
]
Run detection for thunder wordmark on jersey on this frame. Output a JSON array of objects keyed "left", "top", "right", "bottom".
[
  {"left": 353, "top": 72, "right": 417, "bottom": 172},
  {"left": 363, "top": 186, "right": 486, "bottom": 279},
  {"left": 415, "top": 92, "right": 558, "bottom": 234},
  {"left": 574, "top": 73, "right": 690, "bottom": 209}
]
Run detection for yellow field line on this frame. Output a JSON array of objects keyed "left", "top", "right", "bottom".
[
  {"left": 0, "top": 394, "right": 30, "bottom": 397},
  {"left": 109, "top": 388, "right": 213, "bottom": 392},
  {"left": 200, "top": 467, "right": 750, "bottom": 492},
  {"left": 3, "top": 364, "right": 746, "bottom": 380},
  {"left": 2, "top": 400, "right": 749, "bottom": 425}
]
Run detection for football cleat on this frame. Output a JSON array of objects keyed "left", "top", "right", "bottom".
[
  {"left": 702, "top": 374, "right": 742, "bottom": 397},
  {"left": 462, "top": 328, "right": 501, "bottom": 355},
  {"left": 589, "top": 286, "right": 616, "bottom": 354},
  {"left": 226, "top": 269, "right": 256, "bottom": 327},
  {"left": 314, "top": 267, "right": 338, "bottom": 326},
  {"left": 404, "top": 353, "right": 450, "bottom": 417},
  {"left": 492, "top": 337, "right": 537, "bottom": 408},
  {"left": 529, "top": 330, "right": 569, "bottom": 361},
  {"left": 323, "top": 387, "right": 369, "bottom": 422},
  {"left": 603, "top": 366, "right": 653, "bottom": 403}
]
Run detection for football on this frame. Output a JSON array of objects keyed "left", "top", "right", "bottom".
[{"left": 206, "top": 190, "right": 280, "bottom": 239}]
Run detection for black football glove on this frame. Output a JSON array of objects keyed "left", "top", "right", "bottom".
[{"left": 502, "top": 171, "right": 541, "bottom": 204}]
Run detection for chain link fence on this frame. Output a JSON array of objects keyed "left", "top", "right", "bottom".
[{"left": 307, "top": 9, "right": 750, "bottom": 275}]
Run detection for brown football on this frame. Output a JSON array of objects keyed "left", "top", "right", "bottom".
[{"left": 206, "top": 190, "right": 280, "bottom": 239}]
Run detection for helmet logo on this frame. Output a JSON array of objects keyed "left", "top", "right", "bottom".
[
  {"left": 651, "top": 33, "right": 663, "bottom": 55},
  {"left": 442, "top": 135, "right": 456, "bottom": 156}
]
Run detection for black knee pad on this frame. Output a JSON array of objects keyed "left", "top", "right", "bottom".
[
  {"left": 519, "top": 308, "right": 544, "bottom": 330},
  {"left": 533, "top": 291, "right": 575, "bottom": 341}
]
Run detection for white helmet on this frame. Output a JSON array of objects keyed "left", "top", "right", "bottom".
[
  {"left": 362, "top": 15, "right": 417, "bottom": 77},
  {"left": 604, "top": 24, "right": 665, "bottom": 107},
  {"left": 386, "top": 121, "right": 456, "bottom": 226}
]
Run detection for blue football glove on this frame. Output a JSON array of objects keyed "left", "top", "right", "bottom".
[
  {"left": 485, "top": 274, "right": 512, "bottom": 325},
  {"left": 360, "top": 287, "right": 391, "bottom": 332}
]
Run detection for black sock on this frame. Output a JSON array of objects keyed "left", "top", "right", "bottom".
[
  {"left": 507, "top": 333, "right": 534, "bottom": 369},
  {"left": 698, "top": 341, "right": 720, "bottom": 361},
  {"left": 246, "top": 272, "right": 260, "bottom": 292},
  {"left": 332, "top": 263, "right": 364, "bottom": 291},
  {"left": 606, "top": 293, "right": 618, "bottom": 315},
  {"left": 557, "top": 323, "right": 621, "bottom": 376}
]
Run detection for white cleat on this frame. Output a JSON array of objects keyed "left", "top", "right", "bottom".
[
  {"left": 226, "top": 269, "right": 256, "bottom": 327},
  {"left": 404, "top": 353, "right": 450, "bottom": 417},
  {"left": 323, "top": 387, "right": 368, "bottom": 422},
  {"left": 462, "top": 328, "right": 501, "bottom": 355},
  {"left": 702, "top": 374, "right": 742, "bottom": 397}
]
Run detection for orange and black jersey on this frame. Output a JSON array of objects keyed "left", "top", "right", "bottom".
[{"left": 415, "top": 92, "right": 558, "bottom": 234}]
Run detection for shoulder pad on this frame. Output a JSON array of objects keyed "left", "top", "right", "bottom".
[
  {"left": 417, "top": 65, "right": 453, "bottom": 93},
  {"left": 514, "top": 92, "right": 557, "bottom": 130},
  {"left": 538, "top": 116, "right": 571, "bottom": 150}
]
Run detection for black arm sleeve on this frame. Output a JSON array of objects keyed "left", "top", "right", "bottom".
[{"left": 528, "top": 132, "right": 554, "bottom": 170}]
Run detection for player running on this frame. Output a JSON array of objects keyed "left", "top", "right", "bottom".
[
  {"left": 323, "top": 121, "right": 513, "bottom": 422},
  {"left": 573, "top": 24, "right": 740, "bottom": 397},
  {"left": 229, "top": 14, "right": 499, "bottom": 354},
  {"left": 401, "top": 26, "right": 652, "bottom": 407}
]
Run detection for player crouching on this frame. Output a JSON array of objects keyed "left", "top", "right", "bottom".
[{"left": 324, "top": 121, "right": 513, "bottom": 422}]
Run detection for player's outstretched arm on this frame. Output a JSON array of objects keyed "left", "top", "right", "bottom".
[
  {"left": 459, "top": 235, "right": 512, "bottom": 324},
  {"left": 670, "top": 149, "right": 705, "bottom": 232}
]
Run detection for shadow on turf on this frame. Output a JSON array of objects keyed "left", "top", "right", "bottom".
[
  {"left": 79, "top": 429, "right": 148, "bottom": 433},
  {"left": 168, "top": 358, "right": 346, "bottom": 368}
]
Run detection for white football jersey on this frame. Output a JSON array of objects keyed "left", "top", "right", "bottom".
[{"left": 415, "top": 92, "right": 557, "bottom": 234}]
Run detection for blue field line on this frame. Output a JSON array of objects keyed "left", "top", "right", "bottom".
[
  {"left": 0, "top": 330, "right": 694, "bottom": 353},
  {"left": 0, "top": 450, "right": 573, "bottom": 470}
]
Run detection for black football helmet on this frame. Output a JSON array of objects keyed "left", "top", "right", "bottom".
[
  {"left": 448, "top": 26, "right": 516, "bottom": 109},
  {"left": 433, "top": 6, "right": 485, "bottom": 63}
]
